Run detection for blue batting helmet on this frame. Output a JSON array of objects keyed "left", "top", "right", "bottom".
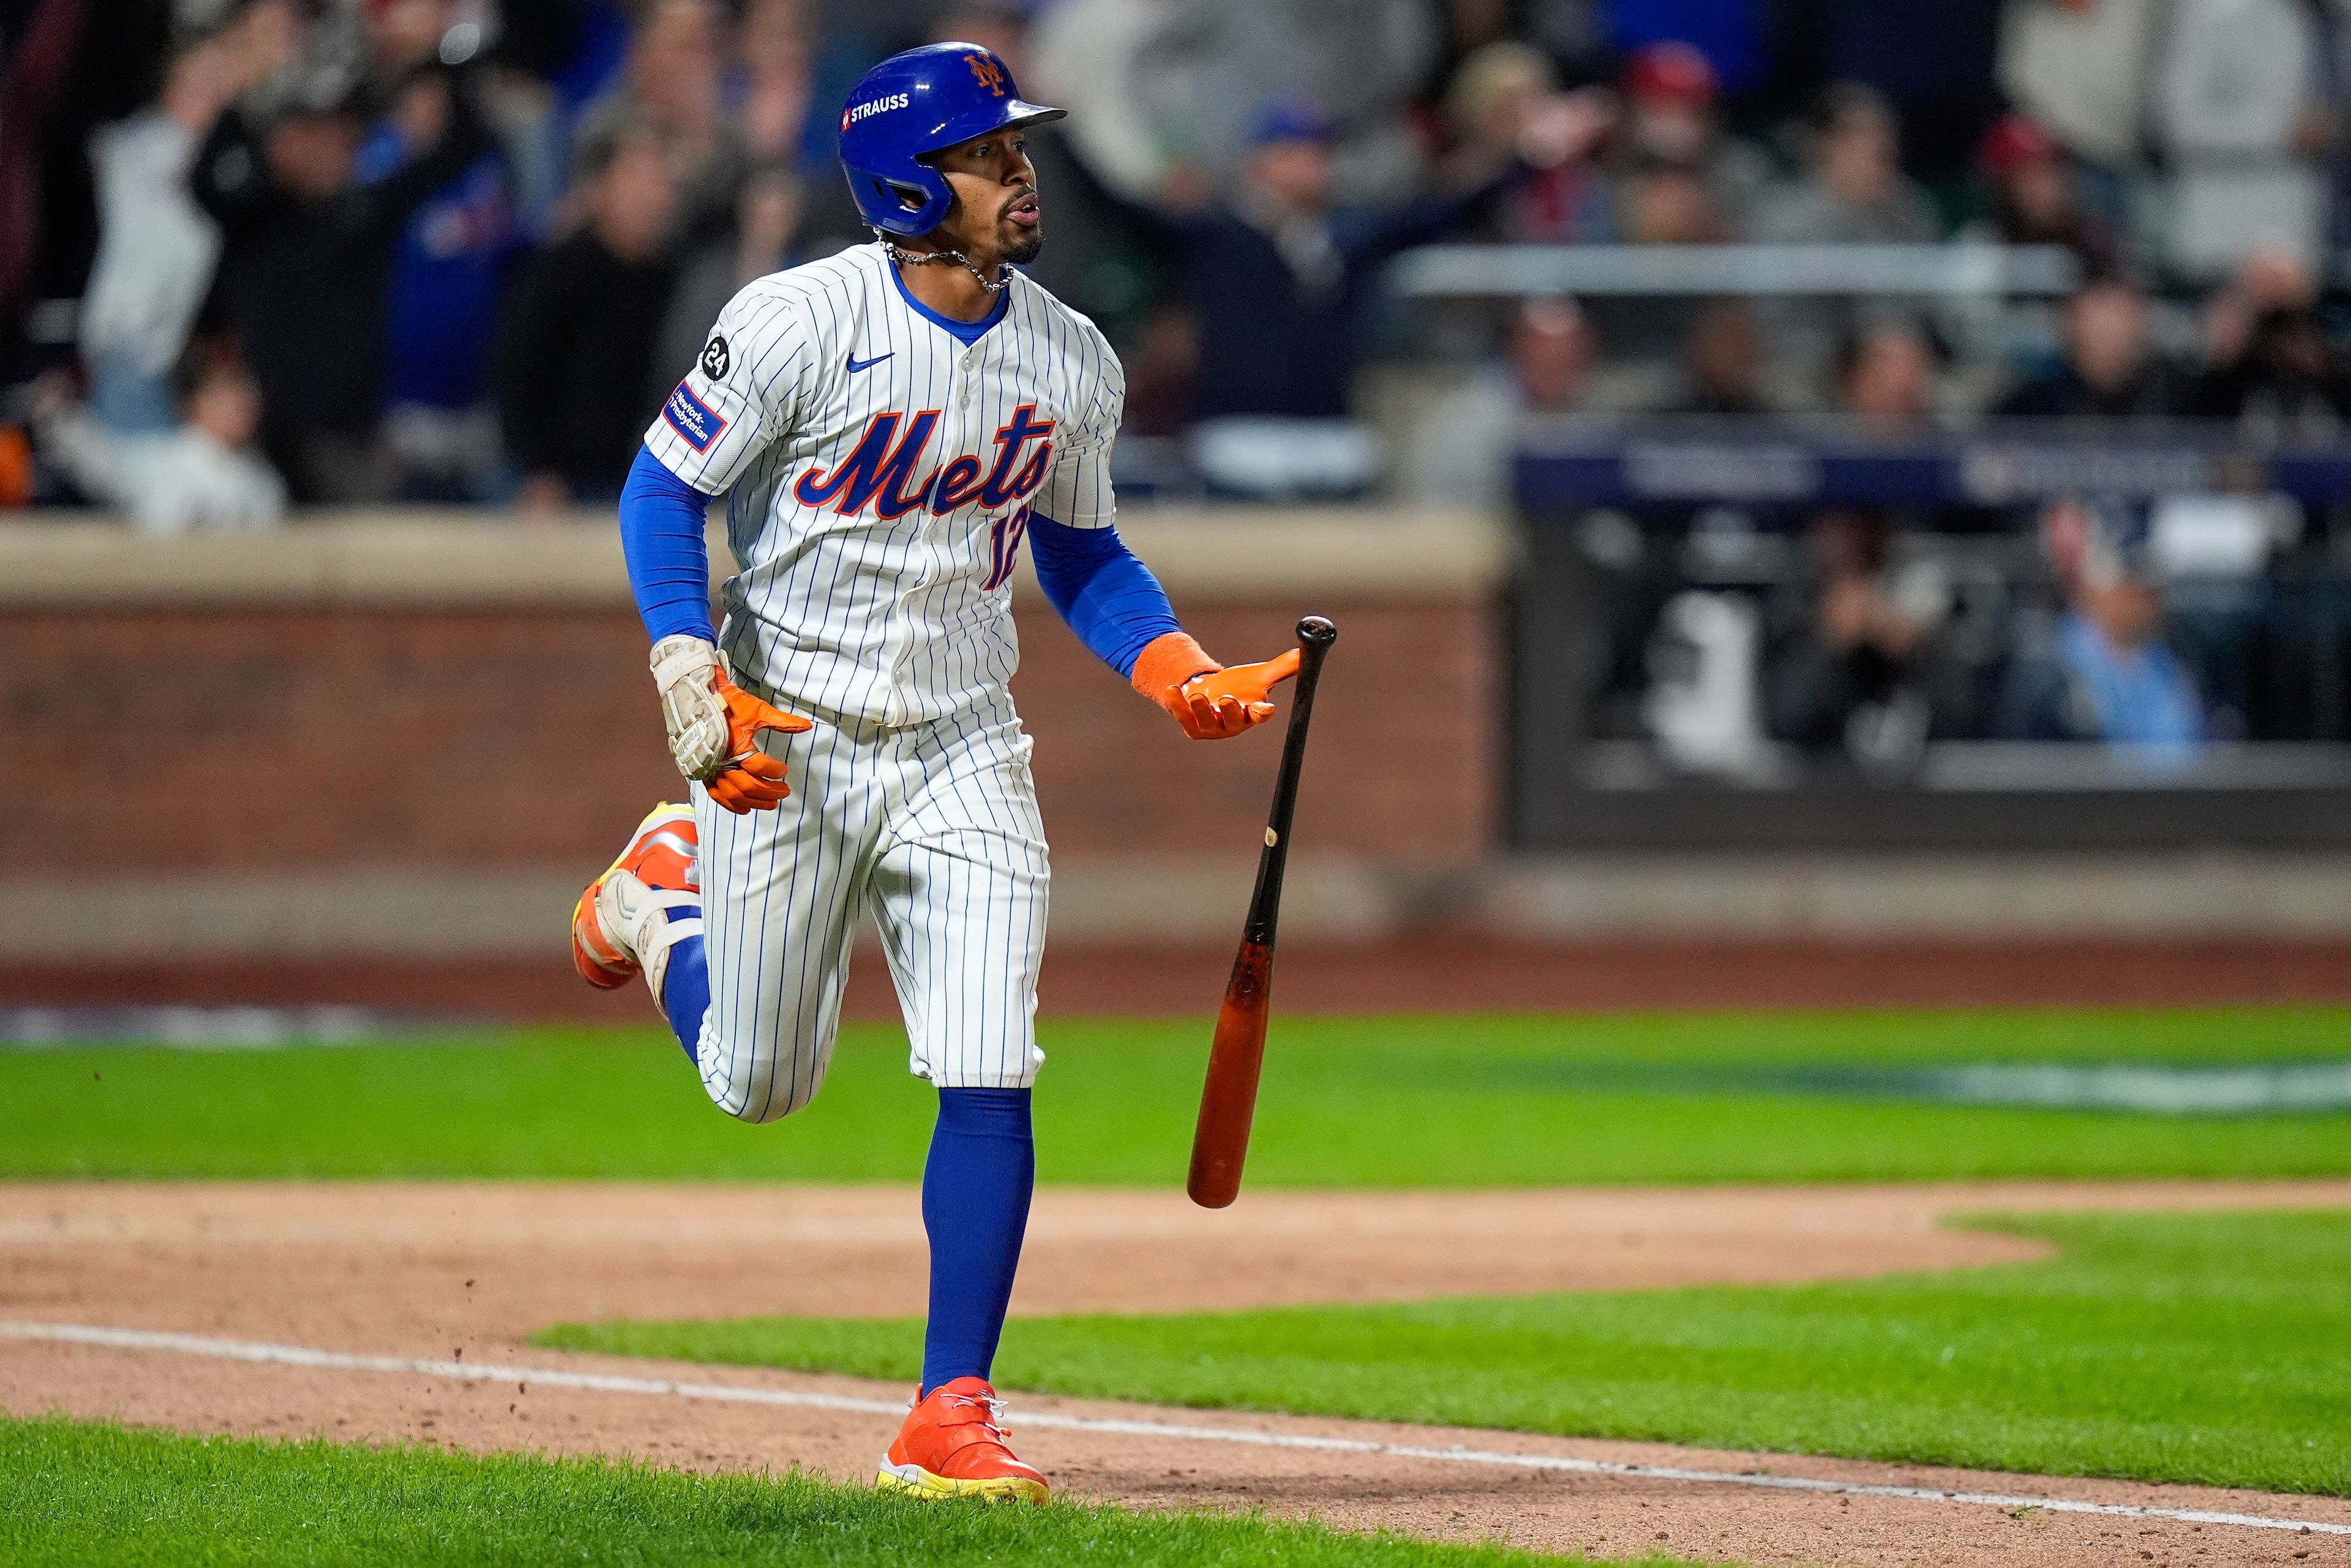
[{"left": 838, "top": 43, "right": 1066, "bottom": 238}]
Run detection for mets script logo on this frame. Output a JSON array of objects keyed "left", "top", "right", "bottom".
[
  {"left": 795, "top": 404, "right": 1053, "bottom": 522},
  {"left": 966, "top": 53, "right": 1007, "bottom": 96}
]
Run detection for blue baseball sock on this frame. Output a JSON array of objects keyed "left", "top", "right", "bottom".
[
  {"left": 920, "top": 1086, "right": 1035, "bottom": 1396},
  {"left": 658, "top": 931, "right": 709, "bottom": 1067}
]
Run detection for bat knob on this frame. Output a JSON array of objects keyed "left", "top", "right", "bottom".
[{"left": 1295, "top": 615, "right": 1337, "bottom": 647}]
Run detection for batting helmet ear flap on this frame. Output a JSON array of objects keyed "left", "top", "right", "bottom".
[{"left": 852, "top": 167, "right": 953, "bottom": 237}]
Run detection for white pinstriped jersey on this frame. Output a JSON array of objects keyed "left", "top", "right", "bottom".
[{"left": 642, "top": 241, "right": 1124, "bottom": 727}]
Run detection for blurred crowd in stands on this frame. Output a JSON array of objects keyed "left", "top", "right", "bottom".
[
  {"left": 7, "top": 0, "right": 2351, "bottom": 519},
  {"left": 8, "top": 0, "right": 2351, "bottom": 765}
]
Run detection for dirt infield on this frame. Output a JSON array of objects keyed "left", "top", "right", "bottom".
[
  {"left": 17, "top": 936, "right": 2351, "bottom": 1021},
  {"left": 7, "top": 1179, "right": 2351, "bottom": 1566}
]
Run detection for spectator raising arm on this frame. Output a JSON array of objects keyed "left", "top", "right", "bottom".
[
  {"left": 349, "top": 69, "right": 498, "bottom": 248},
  {"left": 189, "top": 64, "right": 493, "bottom": 504}
]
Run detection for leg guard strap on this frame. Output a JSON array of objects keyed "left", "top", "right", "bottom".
[{"left": 641, "top": 890, "right": 704, "bottom": 1014}]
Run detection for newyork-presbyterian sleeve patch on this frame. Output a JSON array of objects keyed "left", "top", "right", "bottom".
[{"left": 663, "top": 383, "right": 729, "bottom": 452}]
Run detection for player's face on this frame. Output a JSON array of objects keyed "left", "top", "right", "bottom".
[{"left": 927, "top": 128, "right": 1043, "bottom": 266}]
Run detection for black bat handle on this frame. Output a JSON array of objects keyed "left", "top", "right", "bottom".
[{"left": 1242, "top": 615, "right": 1337, "bottom": 947}]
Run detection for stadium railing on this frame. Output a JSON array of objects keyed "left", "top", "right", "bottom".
[
  {"left": 1508, "top": 416, "right": 2351, "bottom": 851},
  {"left": 1389, "top": 242, "right": 2080, "bottom": 300}
]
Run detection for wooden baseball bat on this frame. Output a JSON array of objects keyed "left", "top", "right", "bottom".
[{"left": 1186, "top": 615, "right": 1338, "bottom": 1209}]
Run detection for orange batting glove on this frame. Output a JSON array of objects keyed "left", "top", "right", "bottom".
[
  {"left": 706, "top": 676, "right": 811, "bottom": 811},
  {"left": 651, "top": 635, "right": 816, "bottom": 812},
  {"left": 1130, "top": 631, "right": 1300, "bottom": 741}
]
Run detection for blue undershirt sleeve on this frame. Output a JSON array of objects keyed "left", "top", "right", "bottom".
[
  {"left": 1027, "top": 515, "right": 1181, "bottom": 678},
  {"left": 618, "top": 445, "right": 718, "bottom": 645}
]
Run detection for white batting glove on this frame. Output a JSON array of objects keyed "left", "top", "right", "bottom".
[
  {"left": 649, "top": 636, "right": 813, "bottom": 812},
  {"left": 651, "top": 636, "right": 733, "bottom": 779}
]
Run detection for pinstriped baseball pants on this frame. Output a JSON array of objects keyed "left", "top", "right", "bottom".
[{"left": 691, "top": 689, "right": 1049, "bottom": 1123}]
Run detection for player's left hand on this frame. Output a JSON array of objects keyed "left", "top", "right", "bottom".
[
  {"left": 1173, "top": 648, "right": 1300, "bottom": 740},
  {"left": 651, "top": 635, "right": 816, "bottom": 812}
]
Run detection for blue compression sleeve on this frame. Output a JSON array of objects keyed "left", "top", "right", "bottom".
[
  {"left": 921, "top": 1087, "right": 1034, "bottom": 1394},
  {"left": 659, "top": 931, "right": 708, "bottom": 1067},
  {"left": 618, "top": 446, "right": 717, "bottom": 643},
  {"left": 1027, "top": 516, "right": 1181, "bottom": 678}
]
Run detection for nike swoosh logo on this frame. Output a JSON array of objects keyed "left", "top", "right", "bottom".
[{"left": 847, "top": 352, "right": 894, "bottom": 373}]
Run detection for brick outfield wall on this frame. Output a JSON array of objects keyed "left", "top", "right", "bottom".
[{"left": 0, "top": 598, "right": 1496, "bottom": 876}]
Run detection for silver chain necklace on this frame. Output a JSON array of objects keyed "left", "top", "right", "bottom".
[{"left": 878, "top": 236, "right": 1010, "bottom": 294}]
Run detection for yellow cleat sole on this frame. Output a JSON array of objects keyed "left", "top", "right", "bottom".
[{"left": 875, "top": 1460, "right": 1048, "bottom": 1506}]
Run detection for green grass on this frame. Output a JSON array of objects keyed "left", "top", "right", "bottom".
[
  {"left": 0, "top": 1415, "right": 1678, "bottom": 1567},
  {"left": 538, "top": 1209, "right": 2351, "bottom": 1499},
  {"left": 4, "top": 1009, "right": 2349, "bottom": 1185}
]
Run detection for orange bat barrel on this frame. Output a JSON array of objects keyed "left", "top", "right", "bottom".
[
  {"left": 1187, "top": 940, "right": 1273, "bottom": 1207},
  {"left": 1185, "top": 616, "right": 1337, "bottom": 1209}
]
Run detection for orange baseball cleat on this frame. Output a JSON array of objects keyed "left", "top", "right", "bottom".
[
  {"left": 874, "top": 1378, "right": 1048, "bottom": 1504},
  {"left": 570, "top": 804, "right": 700, "bottom": 993}
]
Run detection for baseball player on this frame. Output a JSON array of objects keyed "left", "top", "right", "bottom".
[{"left": 569, "top": 42, "right": 1300, "bottom": 1503}]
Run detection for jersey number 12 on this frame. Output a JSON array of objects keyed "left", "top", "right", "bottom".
[{"left": 982, "top": 504, "right": 1034, "bottom": 592}]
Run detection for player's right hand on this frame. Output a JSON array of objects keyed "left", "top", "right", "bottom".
[
  {"left": 650, "top": 636, "right": 815, "bottom": 813},
  {"left": 703, "top": 677, "right": 809, "bottom": 811}
]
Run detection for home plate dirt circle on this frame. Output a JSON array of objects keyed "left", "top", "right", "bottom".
[{"left": 6, "top": 1179, "right": 2350, "bottom": 1567}]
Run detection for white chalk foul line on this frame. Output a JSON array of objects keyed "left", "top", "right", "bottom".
[{"left": 6, "top": 1319, "right": 2347, "bottom": 1538}]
